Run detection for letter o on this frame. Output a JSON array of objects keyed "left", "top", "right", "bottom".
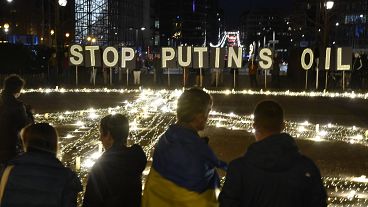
[{"left": 301, "top": 48, "right": 314, "bottom": 70}]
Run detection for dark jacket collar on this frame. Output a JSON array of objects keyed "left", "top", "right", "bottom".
[
  {"left": 245, "top": 133, "right": 300, "bottom": 172},
  {"left": 9, "top": 150, "right": 63, "bottom": 169}
]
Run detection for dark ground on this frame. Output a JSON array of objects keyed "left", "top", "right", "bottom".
[{"left": 20, "top": 91, "right": 368, "bottom": 178}]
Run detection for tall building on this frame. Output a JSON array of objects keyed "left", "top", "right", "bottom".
[
  {"left": 334, "top": 0, "right": 368, "bottom": 49},
  {"left": 0, "top": 0, "right": 74, "bottom": 46},
  {"left": 240, "top": 9, "right": 292, "bottom": 51},
  {"left": 153, "top": 0, "right": 221, "bottom": 47},
  {"left": 74, "top": 0, "right": 151, "bottom": 48},
  {"left": 294, "top": 0, "right": 368, "bottom": 49}
]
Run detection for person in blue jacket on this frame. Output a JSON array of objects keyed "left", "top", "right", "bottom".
[
  {"left": 219, "top": 100, "right": 327, "bottom": 207},
  {"left": 142, "top": 88, "right": 227, "bottom": 207},
  {"left": 0, "top": 123, "right": 82, "bottom": 207}
]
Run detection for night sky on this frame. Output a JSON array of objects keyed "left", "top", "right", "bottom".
[{"left": 219, "top": 0, "right": 294, "bottom": 29}]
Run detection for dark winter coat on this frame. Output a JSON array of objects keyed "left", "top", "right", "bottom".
[
  {"left": 83, "top": 144, "right": 147, "bottom": 207},
  {"left": 219, "top": 133, "right": 327, "bottom": 207},
  {"left": 1, "top": 149, "right": 82, "bottom": 207},
  {"left": 0, "top": 92, "right": 33, "bottom": 163}
]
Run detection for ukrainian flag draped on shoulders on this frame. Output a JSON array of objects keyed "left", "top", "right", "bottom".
[{"left": 142, "top": 124, "right": 227, "bottom": 207}]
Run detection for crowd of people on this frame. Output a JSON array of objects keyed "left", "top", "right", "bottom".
[{"left": 0, "top": 75, "right": 327, "bottom": 207}]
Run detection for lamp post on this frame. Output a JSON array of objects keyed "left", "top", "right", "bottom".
[
  {"left": 130, "top": 27, "right": 146, "bottom": 48},
  {"left": 322, "top": 0, "right": 334, "bottom": 91},
  {"left": 3, "top": 23, "right": 9, "bottom": 42},
  {"left": 322, "top": 0, "right": 334, "bottom": 48}
]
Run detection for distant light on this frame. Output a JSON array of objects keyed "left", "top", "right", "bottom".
[
  {"left": 4, "top": 23, "right": 9, "bottom": 29},
  {"left": 65, "top": 33, "right": 70, "bottom": 38},
  {"left": 6, "top": 0, "right": 13, "bottom": 3},
  {"left": 87, "top": 36, "right": 91, "bottom": 41},
  {"left": 50, "top": 29, "right": 55, "bottom": 35},
  {"left": 335, "top": 22, "right": 339, "bottom": 26},
  {"left": 318, "top": 29, "right": 321, "bottom": 32},
  {"left": 290, "top": 39, "right": 293, "bottom": 42},
  {"left": 141, "top": 27, "right": 146, "bottom": 31},
  {"left": 360, "top": 14, "right": 364, "bottom": 18},
  {"left": 40, "top": 37, "right": 44, "bottom": 41},
  {"left": 302, "top": 34, "right": 305, "bottom": 37},
  {"left": 326, "top": 1, "right": 334, "bottom": 10},
  {"left": 91, "top": 38, "right": 96, "bottom": 43},
  {"left": 333, "top": 41, "right": 336, "bottom": 44}
]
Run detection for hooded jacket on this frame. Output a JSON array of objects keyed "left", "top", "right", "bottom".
[
  {"left": 83, "top": 144, "right": 147, "bottom": 207},
  {"left": 219, "top": 133, "right": 327, "bottom": 207},
  {"left": 1, "top": 149, "right": 82, "bottom": 207},
  {"left": 152, "top": 124, "right": 227, "bottom": 193},
  {"left": 142, "top": 124, "right": 227, "bottom": 207}
]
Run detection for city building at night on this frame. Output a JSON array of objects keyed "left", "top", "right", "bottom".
[
  {"left": 334, "top": 0, "right": 368, "bottom": 49},
  {"left": 0, "top": 0, "right": 74, "bottom": 46},
  {"left": 74, "top": 0, "right": 151, "bottom": 48},
  {"left": 296, "top": 0, "right": 368, "bottom": 50},
  {"left": 152, "top": 0, "right": 221, "bottom": 47},
  {"left": 240, "top": 9, "right": 292, "bottom": 52}
]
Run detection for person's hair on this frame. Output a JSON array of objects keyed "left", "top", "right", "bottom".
[
  {"left": 254, "top": 100, "right": 284, "bottom": 132},
  {"left": 3, "top": 74, "right": 25, "bottom": 94},
  {"left": 177, "top": 88, "right": 213, "bottom": 123},
  {"left": 100, "top": 114, "right": 129, "bottom": 145},
  {"left": 21, "top": 123, "right": 58, "bottom": 154}
]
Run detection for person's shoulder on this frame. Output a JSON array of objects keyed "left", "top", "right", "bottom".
[
  {"left": 297, "top": 154, "right": 321, "bottom": 174},
  {"left": 129, "top": 144, "right": 147, "bottom": 160},
  {"left": 62, "top": 167, "right": 83, "bottom": 191},
  {"left": 228, "top": 156, "right": 248, "bottom": 171}
]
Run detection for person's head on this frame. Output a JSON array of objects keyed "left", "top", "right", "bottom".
[
  {"left": 100, "top": 114, "right": 129, "bottom": 149},
  {"left": 21, "top": 123, "right": 58, "bottom": 155},
  {"left": 253, "top": 100, "right": 285, "bottom": 141},
  {"left": 3, "top": 74, "right": 25, "bottom": 98},
  {"left": 354, "top": 52, "right": 360, "bottom": 58},
  {"left": 177, "top": 88, "right": 213, "bottom": 131}
]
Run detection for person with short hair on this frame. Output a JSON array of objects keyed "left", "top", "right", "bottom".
[
  {"left": 0, "top": 74, "right": 34, "bottom": 164},
  {"left": 0, "top": 123, "right": 82, "bottom": 207},
  {"left": 142, "top": 88, "right": 227, "bottom": 207},
  {"left": 83, "top": 114, "right": 147, "bottom": 207},
  {"left": 219, "top": 100, "right": 327, "bottom": 207}
]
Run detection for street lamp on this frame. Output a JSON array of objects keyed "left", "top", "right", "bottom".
[
  {"left": 58, "top": 0, "right": 67, "bottom": 7},
  {"left": 6, "top": 0, "right": 13, "bottom": 3},
  {"left": 325, "top": 1, "right": 334, "bottom": 10},
  {"left": 3, "top": 23, "right": 9, "bottom": 33}
]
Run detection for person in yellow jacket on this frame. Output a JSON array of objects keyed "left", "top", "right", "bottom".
[{"left": 142, "top": 88, "right": 227, "bottom": 207}]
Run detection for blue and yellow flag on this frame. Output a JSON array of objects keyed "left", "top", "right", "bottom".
[{"left": 142, "top": 124, "right": 227, "bottom": 207}]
